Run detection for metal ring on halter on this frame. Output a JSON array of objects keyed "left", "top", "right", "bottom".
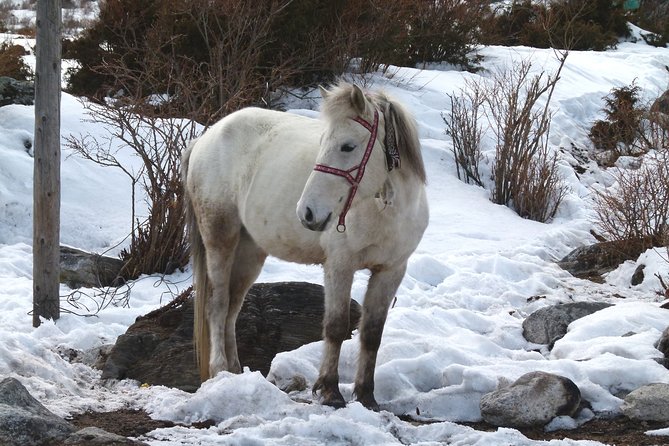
[{"left": 337, "top": 224, "right": 346, "bottom": 233}]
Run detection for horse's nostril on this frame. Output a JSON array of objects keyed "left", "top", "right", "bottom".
[{"left": 305, "top": 207, "right": 314, "bottom": 222}]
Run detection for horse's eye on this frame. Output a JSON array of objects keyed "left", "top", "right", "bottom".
[{"left": 341, "top": 143, "right": 356, "bottom": 153}]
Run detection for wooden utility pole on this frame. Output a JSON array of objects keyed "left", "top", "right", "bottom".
[{"left": 33, "top": 0, "right": 62, "bottom": 327}]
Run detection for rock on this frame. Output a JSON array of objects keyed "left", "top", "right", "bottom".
[
  {"left": 652, "top": 89, "right": 669, "bottom": 114},
  {"left": 60, "top": 246, "right": 127, "bottom": 288},
  {"left": 63, "top": 427, "right": 148, "bottom": 446},
  {"left": 656, "top": 326, "right": 669, "bottom": 368},
  {"left": 522, "top": 302, "right": 613, "bottom": 346},
  {"left": 102, "top": 282, "right": 361, "bottom": 391},
  {"left": 656, "top": 326, "right": 669, "bottom": 356},
  {"left": 101, "top": 291, "right": 200, "bottom": 391},
  {"left": 480, "top": 371, "right": 581, "bottom": 428},
  {"left": 621, "top": 383, "right": 669, "bottom": 422},
  {"left": 0, "top": 76, "right": 34, "bottom": 107},
  {"left": 557, "top": 239, "right": 650, "bottom": 282},
  {"left": 631, "top": 264, "right": 645, "bottom": 286},
  {"left": 0, "top": 377, "right": 74, "bottom": 446}
]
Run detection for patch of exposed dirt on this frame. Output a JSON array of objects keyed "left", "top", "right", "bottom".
[
  {"left": 463, "top": 418, "right": 669, "bottom": 446},
  {"left": 67, "top": 409, "right": 669, "bottom": 446}
]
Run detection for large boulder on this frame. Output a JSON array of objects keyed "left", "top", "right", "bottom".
[
  {"left": 621, "top": 383, "right": 669, "bottom": 422},
  {"left": 480, "top": 371, "right": 581, "bottom": 428},
  {"left": 102, "top": 282, "right": 361, "bottom": 391},
  {"left": 522, "top": 302, "right": 613, "bottom": 347},
  {"left": 0, "top": 377, "right": 74, "bottom": 446},
  {"left": 0, "top": 76, "right": 34, "bottom": 107}
]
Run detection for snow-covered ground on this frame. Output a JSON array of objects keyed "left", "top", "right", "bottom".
[{"left": 2, "top": 28, "right": 669, "bottom": 445}]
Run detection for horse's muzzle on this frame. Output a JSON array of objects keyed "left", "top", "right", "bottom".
[{"left": 299, "top": 207, "right": 331, "bottom": 232}]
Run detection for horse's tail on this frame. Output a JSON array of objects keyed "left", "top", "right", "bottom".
[{"left": 182, "top": 138, "right": 211, "bottom": 382}]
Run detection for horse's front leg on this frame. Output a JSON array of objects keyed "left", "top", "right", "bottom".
[
  {"left": 313, "top": 261, "right": 354, "bottom": 408},
  {"left": 354, "top": 263, "right": 406, "bottom": 411}
]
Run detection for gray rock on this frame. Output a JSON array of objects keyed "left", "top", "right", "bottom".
[
  {"left": 558, "top": 239, "right": 650, "bottom": 282},
  {"left": 102, "top": 282, "right": 361, "bottom": 391},
  {"left": 480, "top": 371, "right": 581, "bottom": 428},
  {"left": 631, "top": 264, "right": 645, "bottom": 286},
  {"left": 522, "top": 302, "right": 613, "bottom": 346},
  {"left": 0, "top": 377, "right": 74, "bottom": 446},
  {"left": 0, "top": 76, "right": 34, "bottom": 107},
  {"left": 60, "top": 246, "right": 127, "bottom": 288},
  {"left": 621, "top": 383, "right": 669, "bottom": 422},
  {"left": 63, "top": 426, "right": 148, "bottom": 445}
]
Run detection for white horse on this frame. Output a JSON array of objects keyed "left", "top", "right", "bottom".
[{"left": 182, "top": 82, "right": 428, "bottom": 410}]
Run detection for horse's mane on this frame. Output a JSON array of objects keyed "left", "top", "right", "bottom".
[{"left": 322, "top": 82, "right": 427, "bottom": 184}]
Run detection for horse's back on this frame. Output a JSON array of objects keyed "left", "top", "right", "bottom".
[
  {"left": 187, "top": 108, "right": 315, "bottom": 197},
  {"left": 186, "top": 107, "right": 326, "bottom": 263}
]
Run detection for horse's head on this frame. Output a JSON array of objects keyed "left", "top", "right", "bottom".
[{"left": 297, "top": 83, "right": 391, "bottom": 233}]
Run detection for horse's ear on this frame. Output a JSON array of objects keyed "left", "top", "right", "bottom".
[
  {"left": 319, "top": 85, "right": 330, "bottom": 99},
  {"left": 351, "top": 85, "right": 366, "bottom": 115}
]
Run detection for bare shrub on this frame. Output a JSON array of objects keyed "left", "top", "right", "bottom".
[
  {"left": 487, "top": 56, "right": 569, "bottom": 221},
  {"left": 67, "top": 100, "right": 195, "bottom": 279},
  {"left": 594, "top": 152, "right": 669, "bottom": 246},
  {"left": 444, "top": 55, "right": 569, "bottom": 222},
  {"left": 511, "top": 145, "right": 569, "bottom": 222},
  {"left": 444, "top": 82, "right": 484, "bottom": 186}
]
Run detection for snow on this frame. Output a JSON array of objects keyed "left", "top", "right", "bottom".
[{"left": 2, "top": 31, "right": 669, "bottom": 445}]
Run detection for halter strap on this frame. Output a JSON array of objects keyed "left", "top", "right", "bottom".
[{"left": 314, "top": 109, "right": 379, "bottom": 232}]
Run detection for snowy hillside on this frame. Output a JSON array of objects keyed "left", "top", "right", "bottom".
[{"left": 1, "top": 29, "right": 669, "bottom": 445}]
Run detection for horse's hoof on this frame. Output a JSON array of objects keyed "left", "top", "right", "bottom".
[
  {"left": 322, "top": 395, "right": 347, "bottom": 409},
  {"left": 313, "top": 377, "right": 346, "bottom": 409},
  {"left": 357, "top": 395, "right": 380, "bottom": 412}
]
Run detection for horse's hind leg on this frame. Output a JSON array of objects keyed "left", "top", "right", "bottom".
[
  {"left": 224, "top": 227, "right": 267, "bottom": 373},
  {"left": 354, "top": 263, "right": 407, "bottom": 411},
  {"left": 199, "top": 210, "right": 241, "bottom": 377}
]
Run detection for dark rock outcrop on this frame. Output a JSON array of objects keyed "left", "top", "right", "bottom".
[{"left": 102, "top": 282, "right": 361, "bottom": 391}]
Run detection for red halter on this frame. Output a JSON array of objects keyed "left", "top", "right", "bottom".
[{"left": 314, "top": 109, "right": 379, "bottom": 232}]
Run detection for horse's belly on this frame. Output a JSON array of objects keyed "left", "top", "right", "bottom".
[{"left": 245, "top": 220, "right": 325, "bottom": 265}]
